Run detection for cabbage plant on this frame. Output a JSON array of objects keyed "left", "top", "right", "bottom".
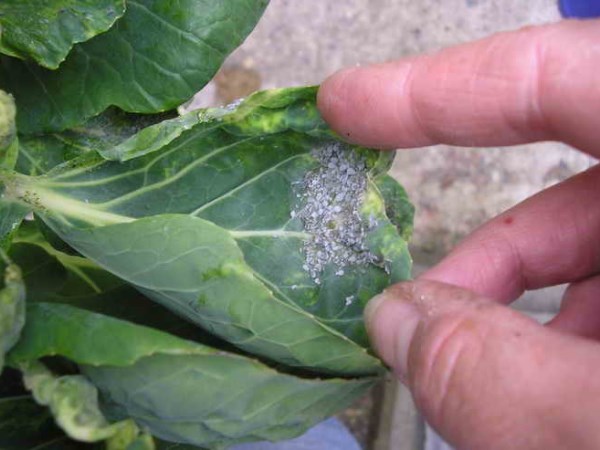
[{"left": 0, "top": 1, "right": 414, "bottom": 449}]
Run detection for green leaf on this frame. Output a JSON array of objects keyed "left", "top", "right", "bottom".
[
  {"left": 220, "top": 87, "right": 331, "bottom": 137},
  {"left": 9, "top": 301, "right": 204, "bottom": 368},
  {"left": 16, "top": 134, "right": 82, "bottom": 176},
  {"left": 9, "top": 302, "right": 375, "bottom": 448},
  {"left": 7, "top": 234, "right": 244, "bottom": 354},
  {"left": 12, "top": 236, "right": 129, "bottom": 302},
  {"left": 0, "top": 376, "right": 181, "bottom": 450},
  {"left": 6, "top": 240, "right": 69, "bottom": 299},
  {"left": 0, "top": 367, "right": 58, "bottom": 447},
  {"left": 0, "top": 396, "right": 71, "bottom": 448},
  {"left": 1, "top": 0, "right": 270, "bottom": 134},
  {"left": 0, "top": 256, "right": 25, "bottom": 372},
  {"left": 6, "top": 230, "right": 378, "bottom": 448},
  {"left": 0, "top": 90, "right": 16, "bottom": 148},
  {"left": 0, "top": 201, "right": 30, "bottom": 250},
  {"left": 94, "top": 111, "right": 201, "bottom": 162},
  {"left": 0, "top": 239, "right": 231, "bottom": 448},
  {"left": 19, "top": 360, "right": 155, "bottom": 448},
  {"left": 85, "top": 353, "right": 372, "bottom": 448},
  {"left": 14, "top": 108, "right": 182, "bottom": 176},
  {"left": 0, "top": 90, "right": 17, "bottom": 169},
  {"left": 1, "top": 87, "right": 412, "bottom": 375},
  {"left": 35, "top": 217, "right": 81, "bottom": 256},
  {"left": 0, "top": 0, "right": 126, "bottom": 69},
  {"left": 0, "top": 90, "right": 29, "bottom": 250},
  {"left": 0, "top": 368, "right": 165, "bottom": 449},
  {"left": 47, "top": 215, "right": 383, "bottom": 375},
  {"left": 375, "top": 174, "right": 415, "bottom": 242}
]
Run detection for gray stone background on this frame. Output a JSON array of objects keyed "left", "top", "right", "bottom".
[{"left": 186, "top": 1, "right": 598, "bottom": 448}]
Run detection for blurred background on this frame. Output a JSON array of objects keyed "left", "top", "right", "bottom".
[{"left": 186, "top": 1, "right": 598, "bottom": 449}]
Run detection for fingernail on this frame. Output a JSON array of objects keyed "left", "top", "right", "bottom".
[{"left": 365, "top": 283, "right": 422, "bottom": 380}]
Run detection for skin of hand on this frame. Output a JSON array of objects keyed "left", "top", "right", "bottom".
[{"left": 318, "top": 19, "right": 600, "bottom": 450}]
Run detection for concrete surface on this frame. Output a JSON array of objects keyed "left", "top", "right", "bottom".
[{"left": 187, "top": 2, "right": 599, "bottom": 449}]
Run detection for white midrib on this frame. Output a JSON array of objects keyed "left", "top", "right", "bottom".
[
  {"left": 25, "top": 187, "right": 311, "bottom": 240},
  {"left": 32, "top": 187, "right": 134, "bottom": 226}
]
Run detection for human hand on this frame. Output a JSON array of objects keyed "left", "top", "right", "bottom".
[{"left": 318, "top": 20, "right": 600, "bottom": 450}]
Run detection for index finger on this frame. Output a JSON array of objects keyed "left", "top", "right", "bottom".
[{"left": 317, "top": 20, "right": 600, "bottom": 156}]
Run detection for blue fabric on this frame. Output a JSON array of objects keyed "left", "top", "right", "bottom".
[
  {"left": 231, "top": 418, "right": 362, "bottom": 450},
  {"left": 559, "top": 0, "right": 600, "bottom": 17}
]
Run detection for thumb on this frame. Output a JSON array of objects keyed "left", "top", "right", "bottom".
[{"left": 366, "top": 280, "right": 600, "bottom": 450}]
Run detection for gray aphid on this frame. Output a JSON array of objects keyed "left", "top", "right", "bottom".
[{"left": 291, "top": 143, "right": 377, "bottom": 281}]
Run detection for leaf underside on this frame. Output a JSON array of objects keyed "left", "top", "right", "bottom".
[
  {"left": 1, "top": 87, "right": 413, "bottom": 448},
  {"left": 2, "top": 234, "right": 376, "bottom": 448},
  {"left": 9, "top": 88, "right": 412, "bottom": 377}
]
